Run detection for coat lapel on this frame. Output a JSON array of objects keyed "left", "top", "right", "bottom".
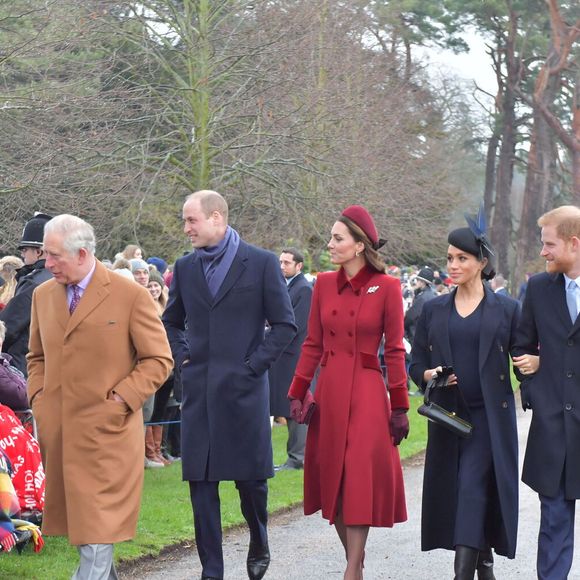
[
  {"left": 211, "top": 243, "right": 248, "bottom": 308},
  {"left": 49, "top": 282, "right": 69, "bottom": 333},
  {"left": 189, "top": 253, "right": 213, "bottom": 308},
  {"left": 479, "top": 287, "right": 502, "bottom": 369},
  {"left": 431, "top": 291, "right": 454, "bottom": 364},
  {"left": 549, "top": 274, "right": 576, "bottom": 334},
  {"left": 65, "top": 261, "right": 111, "bottom": 339}
]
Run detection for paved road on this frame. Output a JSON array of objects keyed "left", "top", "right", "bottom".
[{"left": 124, "top": 409, "right": 580, "bottom": 579}]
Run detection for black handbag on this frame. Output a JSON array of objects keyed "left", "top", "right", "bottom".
[{"left": 417, "top": 368, "right": 473, "bottom": 439}]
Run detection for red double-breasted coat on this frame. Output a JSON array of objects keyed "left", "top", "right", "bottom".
[{"left": 288, "top": 266, "right": 409, "bottom": 527}]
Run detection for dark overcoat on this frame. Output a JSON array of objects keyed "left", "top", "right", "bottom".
[
  {"left": 409, "top": 287, "right": 520, "bottom": 558},
  {"left": 268, "top": 272, "right": 312, "bottom": 417},
  {"left": 514, "top": 272, "right": 580, "bottom": 499},
  {"left": 0, "top": 260, "right": 52, "bottom": 375},
  {"left": 163, "top": 240, "right": 296, "bottom": 482}
]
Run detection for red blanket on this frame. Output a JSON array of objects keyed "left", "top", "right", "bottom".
[{"left": 0, "top": 404, "right": 45, "bottom": 513}]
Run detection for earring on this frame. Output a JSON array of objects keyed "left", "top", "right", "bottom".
[{"left": 356, "top": 251, "right": 361, "bottom": 257}]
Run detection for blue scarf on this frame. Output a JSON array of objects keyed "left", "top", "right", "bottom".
[{"left": 196, "top": 226, "right": 240, "bottom": 297}]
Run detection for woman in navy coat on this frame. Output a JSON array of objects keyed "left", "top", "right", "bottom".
[{"left": 410, "top": 214, "right": 530, "bottom": 580}]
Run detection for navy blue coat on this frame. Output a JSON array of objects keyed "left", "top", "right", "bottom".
[
  {"left": 409, "top": 287, "right": 520, "bottom": 558},
  {"left": 514, "top": 272, "right": 580, "bottom": 499},
  {"left": 162, "top": 240, "right": 296, "bottom": 482},
  {"left": 0, "top": 260, "right": 52, "bottom": 375},
  {"left": 268, "top": 273, "right": 312, "bottom": 417}
]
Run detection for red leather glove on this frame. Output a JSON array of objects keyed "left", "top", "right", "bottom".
[
  {"left": 289, "top": 391, "right": 317, "bottom": 424},
  {"left": 289, "top": 399, "right": 303, "bottom": 423},
  {"left": 390, "top": 409, "right": 409, "bottom": 446}
]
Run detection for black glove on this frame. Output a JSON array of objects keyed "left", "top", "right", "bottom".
[{"left": 390, "top": 409, "right": 409, "bottom": 446}]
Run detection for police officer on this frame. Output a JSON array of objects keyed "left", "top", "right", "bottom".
[{"left": 0, "top": 213, "right": 53, "bottom": 375}]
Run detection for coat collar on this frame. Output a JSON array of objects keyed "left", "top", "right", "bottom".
[
  {"left": 184, "top": 242, "right": 250, "bottom": 309},
  {"left": 63, "top": 260, "right": 111, "bottom": 338},
  {"left": 211, "top": 241, "right": 249, "bottom": 307},
  {"left": 287, "top": 272, "right": 305, "bottom": 290},
  {"left": 336, "top": 265, "right": 375, "bottom": 294},
  {"left": 428, "top": 284, "right": 501, "bottom": 369},
  {"left": 548, "top": 273, "right": 580, "bottom": 335}
]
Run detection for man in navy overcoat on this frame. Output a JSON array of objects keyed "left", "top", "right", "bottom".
[
  {"left": 163, "top": 191, "right": 296, "bottom": 580},
  {"left": 514, "top": 205, "right": 580, "bottom": 580},
  {"left": 268, "top": 248, "right": 312, "bottom": 470}
]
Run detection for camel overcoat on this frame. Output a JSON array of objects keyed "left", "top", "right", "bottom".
[
  {"left": 27, "top": 261, "right": 173, "bottom": 545},
  {"left": 288, "top": 266, "right": 409, "bottom": 527}
]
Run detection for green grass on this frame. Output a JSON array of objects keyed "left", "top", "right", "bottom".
[{"left": 4, "top": 406, "right": 427, "bottom": 578}]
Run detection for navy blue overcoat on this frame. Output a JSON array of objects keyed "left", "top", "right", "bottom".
[
  {"left": 409, "top": 286, "right": 520, "bottom": 558},
  {"left": 514, "top": 272, "right": 580, "bottom": 499},
  {"left": 163, "top": 240, "right": 296, "bottom": 481},
  {"left": 268, "top": 272, "right": 312, "bottom": 417}
]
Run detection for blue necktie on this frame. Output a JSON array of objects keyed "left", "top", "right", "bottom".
[{"left": 566, "top": 280, "right": 578, "bottom": 323}]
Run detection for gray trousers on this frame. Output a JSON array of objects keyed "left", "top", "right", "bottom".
[
  {"left": 72, "top": 544, "right": 118, "bottom": 580},
  {"left": 286, "top": 418, "right": 307, "bottom": 467}
]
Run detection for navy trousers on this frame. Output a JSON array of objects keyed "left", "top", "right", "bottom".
[
  {"left": 454, "top": 406, "right": 494, "bottom": 551},
  {"left": 189, "top": 479, "right": 268, "bottom": 579},
  {"left": 537, "top": 474, "right": 575, "bottom": 580}
]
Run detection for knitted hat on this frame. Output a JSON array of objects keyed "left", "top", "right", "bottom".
[
  {"left": 147, "top": 257, "right": 167, "bottom": 275},
  {"left": 341, "top": 205, "right": 383, "bottom": 249},
  {"left": 18, "top": 213, "right": 53, "bottom": 249},
  {"left": 129, "top": 258, "right": 149, "bottom": 273},
  {"left": 148, "top": 270, "right": 165, "bottom": 287}
]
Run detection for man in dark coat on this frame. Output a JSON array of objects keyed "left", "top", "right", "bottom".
[
  {"left": 404, "top": 266, "right": 437, "bottom": 344},
  {"left": 513, "top": 205, "right": 580, "bottom": 580},
  {"left": 268, "top": 248, "right": 312, "bottom": 471},
  {"left": 163, "top": 191, "right": 296, "bottom": 580},
  {"left": 0, "top": 213, "right": 52, "bottom": 375}
]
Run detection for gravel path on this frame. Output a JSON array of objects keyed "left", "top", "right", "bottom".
[{"left": 121, "top": 409, "right": 580, "bottom": 579}]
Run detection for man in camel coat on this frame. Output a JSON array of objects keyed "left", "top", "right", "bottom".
[{"left": 27, "top": 214, "right": 173, "bottom": 580}]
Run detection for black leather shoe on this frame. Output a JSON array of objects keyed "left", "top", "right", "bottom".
[
  {"left": 274, "top": 462, "right": 303, "bottom": 471},
  {"left": 247, "top": 543, "right": 270, "bottom": 580}
]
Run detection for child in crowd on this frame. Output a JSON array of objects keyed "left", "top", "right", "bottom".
[{"left": 0, "top": 321, "right": 27, "bottom": 411}]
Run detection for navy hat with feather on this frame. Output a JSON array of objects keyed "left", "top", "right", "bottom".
[{"left": 448, "top": 203, "right": 496, "bottom": 281}]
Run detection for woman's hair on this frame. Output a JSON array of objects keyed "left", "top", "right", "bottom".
[
  {"left": 112, "top": 257, "right": 131, "bottom": 271},
  {"left": 338, "top": 216, "right": 386, "bottom": 273},
  {"left": 0, "top": 320, "right": 6, "bottom": 343},
  {"left": 122, "top": 244, "right": 142, "bottom": 260},
  {"left": 0, "top": 256, "right": 24, "bottom": 305}
]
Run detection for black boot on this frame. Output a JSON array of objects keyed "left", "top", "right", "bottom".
[
  {"left": 454, "top": 545, "right": 479, "bottom": 580},
  {"left": 476, "top": 548, "right": 496, "bottom": 580},
  {"left": 247, "top": 542, "right": 270, "bottom": 580}
]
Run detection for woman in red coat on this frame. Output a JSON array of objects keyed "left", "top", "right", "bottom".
[{"left": 288, "top": 205, "right": 409, "bottom": 580}]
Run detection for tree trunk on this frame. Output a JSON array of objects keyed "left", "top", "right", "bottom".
[
  {"left": 515, "top": 105, "right": 557, "bottom": 285},
  {"left": 484, "top": 131, "right": 499, "bottom": 224},
  {"left": 491, "top": 10, "right": 519, "bottom": 279}
]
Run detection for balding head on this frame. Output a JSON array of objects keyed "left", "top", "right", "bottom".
[{"left": 183, "top": 190, "right": 229, "bottom": 248}]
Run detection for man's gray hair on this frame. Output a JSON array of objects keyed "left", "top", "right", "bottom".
[{"left": 44, "top": 214, "right": 96, "bottom": 255}]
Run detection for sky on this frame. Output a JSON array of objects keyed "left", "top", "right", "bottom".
[{"left": 417, "top": 30, "right": 498, "bottom": 104}]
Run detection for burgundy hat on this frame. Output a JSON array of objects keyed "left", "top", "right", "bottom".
[{"left": 341, "top": 205, "right": 384, "bottom": 249}]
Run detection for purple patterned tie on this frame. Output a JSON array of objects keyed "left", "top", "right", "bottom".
[{"left": 69, "top": 284, "right": 81, "bottom": 314}]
